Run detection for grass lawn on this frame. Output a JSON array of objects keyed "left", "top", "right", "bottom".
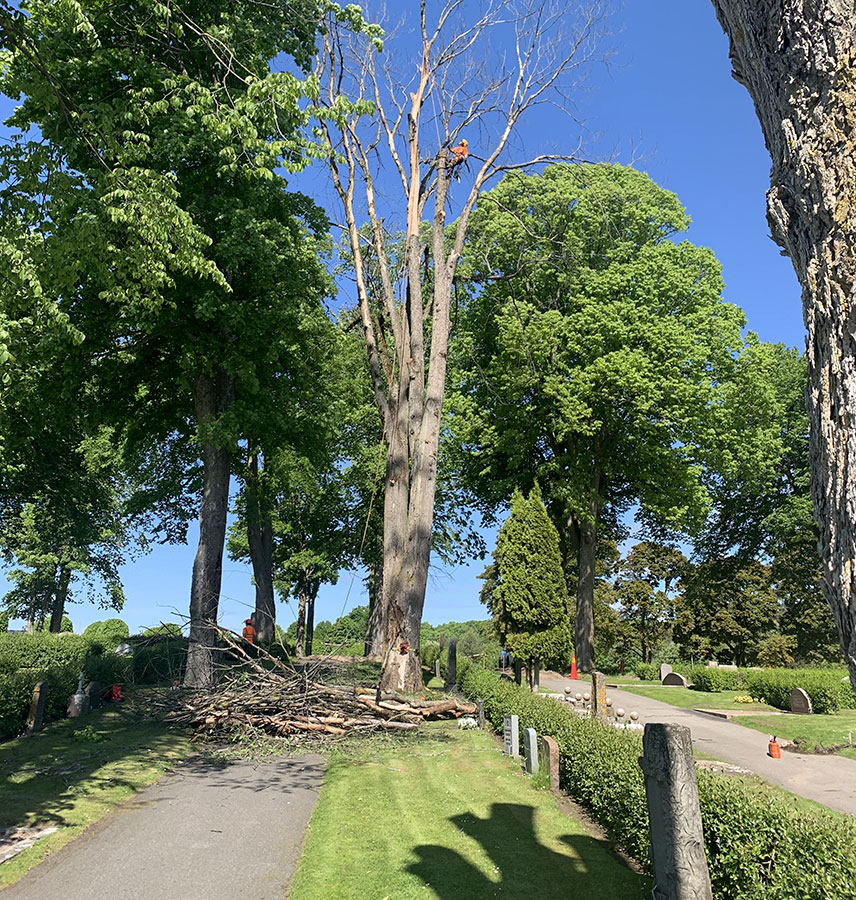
[
  {"left": 0, "top": 702, "right": 191, "bottom": 888},
  {"left": 617, "top": 684, "right": 778, "bottom": 713},
  {"left": 289, "top": 721, "right": 649, "bottom": 900},
  {"left": 736, "top": 709, "right": 856, "bottom": 754}
]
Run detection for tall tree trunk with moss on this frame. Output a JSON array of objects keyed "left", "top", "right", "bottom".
[
  {"left": 185, "top": 369, "right": 235, "bottom": 689},
  {"left": 712, "top": 0, "right": 856, "bottom": 692}
]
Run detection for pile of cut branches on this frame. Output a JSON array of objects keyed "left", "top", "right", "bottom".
[{"left": 165, "top": 630, "right": 475, "bottom": 742}]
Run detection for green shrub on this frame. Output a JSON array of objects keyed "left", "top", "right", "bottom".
[
  {"left": 421, "top": 641, "right": 442, "bottom": 673},
  {"left": 83, "top": 618, "right": 130, "bottom": 649},
  {"left": 634, "top": 662, "right": 658, "bottom": 681},
  {"left": 140, "top": 623, "right": 183, "bottom": 638},
  {"left": 691, "top": 667, "right": 742, "bottom": 692},
  {"left": 743, "top": 668, "right": 854, "bottom": 714},
  {"left": 460, "top": 667, "right": 856, "bottom": 900},
  {"left": 0, "top": 633, "right": 129, "bottom": 740}
]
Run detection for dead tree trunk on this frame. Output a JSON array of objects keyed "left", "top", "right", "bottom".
[
  {"left": 246, "top": 452, "right": 276, "bottom": 643},
  {"left": 711, "top": 0, "right": 856, "bottom": 691},
  {"left": 185, "top": 368, "right": 235, "bottom": 689},
  {"left": 295, "top": 585, "right": 307, "bottom": 659},
  {"left": 305, "top": 585, "right": 317, "bottom": 655}
]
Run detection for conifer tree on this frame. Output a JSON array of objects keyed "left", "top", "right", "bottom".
[{"left": 485, "top": 485, "right": 572, "bottom": 687}]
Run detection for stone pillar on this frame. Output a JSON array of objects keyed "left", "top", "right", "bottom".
[
  {"left": 539, "top": 735, "right": 560, "bottom": 790},
  {"left": 503, "top": 714, "right": 519, "bottom": 758},
  {"left": 434, "top": 659, "right": 441, "bottom": 680},
  {"left": 25, "top": 682, "right": 48, "bottom": 735},
  {"left": 444, "top": 638, "right": 457, "bottom": 693},
  {"left": 638, "top": 723, "right": 713, "bottom": 900},
  {"left": 523, "top": 728, "right": 539, "bottom": 774},
  {"left": 591, "top": 671, "right": 608, "bottom": 722}
]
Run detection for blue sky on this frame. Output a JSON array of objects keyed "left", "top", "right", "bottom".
[{"left": 4, "top": 2, "right": 804, "bottom": 634}]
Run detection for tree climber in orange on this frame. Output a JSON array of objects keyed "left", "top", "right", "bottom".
[{"left": 449, "top": 138, "right": 468, "bottom": 180}]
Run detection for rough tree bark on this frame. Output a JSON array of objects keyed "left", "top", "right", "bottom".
[
  {"left": 47, "top": 565, "right": 71, "bottom": 634},
  {"left": 364, "top": 560, "right": 384, "bottom": 657},
  {"left": 184, "top": 369, "right": 235, "bottom": 689},
  {"left": 711, "top": 0, "right": 856, "bottom": 691},
  {"left": 316, "top": 0, "right": 603, "bottom": 692},
  {"left": 245, "top": 452, "right": 276, "bottom": 643}
]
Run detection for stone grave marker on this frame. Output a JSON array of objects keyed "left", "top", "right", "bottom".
[
  {"left": 503, "top": 714, "right": 519, "bottom": 758},
  {"left": 476, "top": 698, "right": 485, "bottom": 729},
  {"left": 25, "top": 682, "right": 47, "bottom": 735},
  {"left": 67, "top": 671, "right": 89, "bottom": 718},
  {"left": 591, "top": 671, "right": 608, "bottom": 721},
  {"left": 659, "top": 663, "right": 673, "bottom": 682},
  {"left": 85, "top": 680, "right": 103, "bottom": 710},
  {"left": 443, "top": 638, "right": 457, "bottom": 692},
  {"left": 523, "top": 728, "right": 539, "bottom": 774},
  {"left": 662, "top": 672, "right": 688, "bottom": 687},
  {"left": 434, "top": 659, "right": 441, "bottom": 680},
  {"left": 790, "top": 687, "right": 813, "bottom": 715},
  {"left": 539, "top": 735, "right": 560, "bottom": 791}
]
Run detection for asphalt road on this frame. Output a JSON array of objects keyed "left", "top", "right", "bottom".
[
  {"left": 540, "top": 672, "right": 856, "bottom": 818},
  {"left": 3, "top": 754, "right": 324, "bottom": 900}
]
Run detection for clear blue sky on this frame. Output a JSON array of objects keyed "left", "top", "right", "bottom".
[{"left": 4, "top": 1, "right": 804, "bottom": 634}]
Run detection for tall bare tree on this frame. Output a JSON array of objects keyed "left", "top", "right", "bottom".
[
  {"left": 314, "top": 0, "right": 607, "bottom": 690},
  {"left": 710, "top": 1, "right": 856, "bottom": 692}
]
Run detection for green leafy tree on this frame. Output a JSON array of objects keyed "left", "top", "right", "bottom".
[
  {"left": 615, "top": 543, "right": 687, "bottom": 663},
  {"left": 484, "top": 486, "right": 572, "bottom": 687},
  {"left": 83, "top": 618, "right": 130, "bottom": 648},
  {"left": 450, "top": 163, "right": 745, "bottom": 671},
  {"left": 1, "top": 0, "right": 336, "bottom": 687}
]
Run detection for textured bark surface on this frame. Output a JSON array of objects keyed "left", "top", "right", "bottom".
[
  {"left": 575, "top": 515, "right": 597, "bottom": 672},
  {"left": 712, "top": 0, "right": 856, "bottom": 691},
  {"left": 246, "top": 453, "right": 275, "bottom": 644},
  {"left": 47, "top": 566, "right": 70, "bottom": 634},
  {"left": 639, "top": 723, "right": 713, "bottom": 900},
  {"left": 185, "top": 370, "right": 234, "bottom": 690}
]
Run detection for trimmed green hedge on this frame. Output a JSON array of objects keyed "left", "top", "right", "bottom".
[
  {"left": 127, "top": 635, "right": 188, "bottom": 685},
  {"left": 460, "top": 667, "right": 856, "bottom": 900},
  {"left": 691, "top": 667, "right": 742, "bottom": 692},
  {"left": 634, "top": 662, "right": 658, "bottom": 681},
  {"left": 743, "top": 668, "right": 854, "bottom": 714},
  {"left": 0, "top": 633, "right": 129, "bottom": 741}
]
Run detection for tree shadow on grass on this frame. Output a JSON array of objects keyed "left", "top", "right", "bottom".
[{"left": 408, "top": 802, "right": 647, "bottom": 900}]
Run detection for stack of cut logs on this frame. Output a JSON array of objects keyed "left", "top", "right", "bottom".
[{"left": 164, "top": 634, "right": 475, "bottom": 741}]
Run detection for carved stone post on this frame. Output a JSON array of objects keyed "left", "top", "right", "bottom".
[{"left": 638, "top": 723, "right": 712, "bottom": 900}]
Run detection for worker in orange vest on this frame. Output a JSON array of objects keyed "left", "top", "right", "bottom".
[
  {"left": 242, "top": 618, "right": 257, "bottom": 645},
  {"left": 449, "top": 138, "right": 468, "bottom": 180}
]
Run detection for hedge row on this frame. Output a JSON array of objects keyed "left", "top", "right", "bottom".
[
  {"left": 460, "top": 667, "right": 856, "bottom": 900},
  {"left": 743, "top": 668, "right": 854, "bottom": 714},
  {"left": 691, "top": 668, "right": 742, "bottom": 692},
  {"left": 0, "top": 634, "right": 130, "bottom": 741}
]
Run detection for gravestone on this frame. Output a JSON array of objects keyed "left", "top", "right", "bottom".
[
  {"left": 523, "top": 728, "right": 539, "bottom": 774},
  {"left": 25, "top": 682, "right": 47, "bottom": 735},
  {"left": 503, "top": 714, "right": 519, "bottom": 758},
  {"left": 638, "top": 723, "right": 713, "bottom": 900},
  {"left": 790, "top": 687, "right": 813, "bottom": 715},
  {"left": 662, "top": 672, "right": 688, "bottom": 687},
  {"left": 67, "top": 671, "right": 89, "bottom": 718},
  {"left": 659, "top": 663, "right": 673, "bottom": 682},
  {"left": 476, "top": 698, "right": 485, "bottom": 730},
  {"left": 443, "top": 638, "right": 457, "bottom": 692},
  {"left": 539, "top": 735, "right": 560, "bottom": 791},
  {"left": 85, "top": 681, "right": 103, "bottom": 710},
  {"left": 434, "top": 659, "right": 441, "bottom": 680},
  {"left": 115, "top": 642, "right": 133, "bottom": 657},
  {"left": 591, "top": 671, "right": 608, "bottom": 722}
]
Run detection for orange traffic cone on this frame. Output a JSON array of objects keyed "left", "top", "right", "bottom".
[{"left": 768, "top": 736, "right": 781, "bottom": 758}]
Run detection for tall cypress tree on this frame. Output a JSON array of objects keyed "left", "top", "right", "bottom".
[{"left": 486, "top": 484, "right": 572, "bottom": 686}]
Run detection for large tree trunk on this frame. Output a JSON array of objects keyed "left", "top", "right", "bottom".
[
  {"left": 185, "top": 369, "right": 234, "bottom": 690},
  {"left": 295, "top": 582, "right": 307, "bottom": 659},
  {"left": 246, "top": 452, "right": 276, "bottom": 643},
  {"left": 364, "top": 559, "right": 384, "bottom": 657},
  {"left": 48, "top": 566, "right": 71, "bottom": 633},
  {"left": 305, "top": 584, "right": 317, "bottom": 655},
  {"left": 712, "top": 0, "right": 856, "bottom": 692}
]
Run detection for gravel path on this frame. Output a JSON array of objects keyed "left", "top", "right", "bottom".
[
  {"left": 540, "top": 673, "right": 856, "bottom": 818},
  {"left": 3, "top": 754, "right": 324, "bottom": 900}
]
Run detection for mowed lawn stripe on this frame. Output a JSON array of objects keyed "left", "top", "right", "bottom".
[{"left": 288, "top": 722, "right": 649, "bottom": 900}]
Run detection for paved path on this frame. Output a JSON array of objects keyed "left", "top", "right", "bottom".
[
  {"left": 540, "top": 673, "right": 856, "bottom": 818},
  {"left": 4, "top": 754, "right": 324, "bottom": 900}
]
